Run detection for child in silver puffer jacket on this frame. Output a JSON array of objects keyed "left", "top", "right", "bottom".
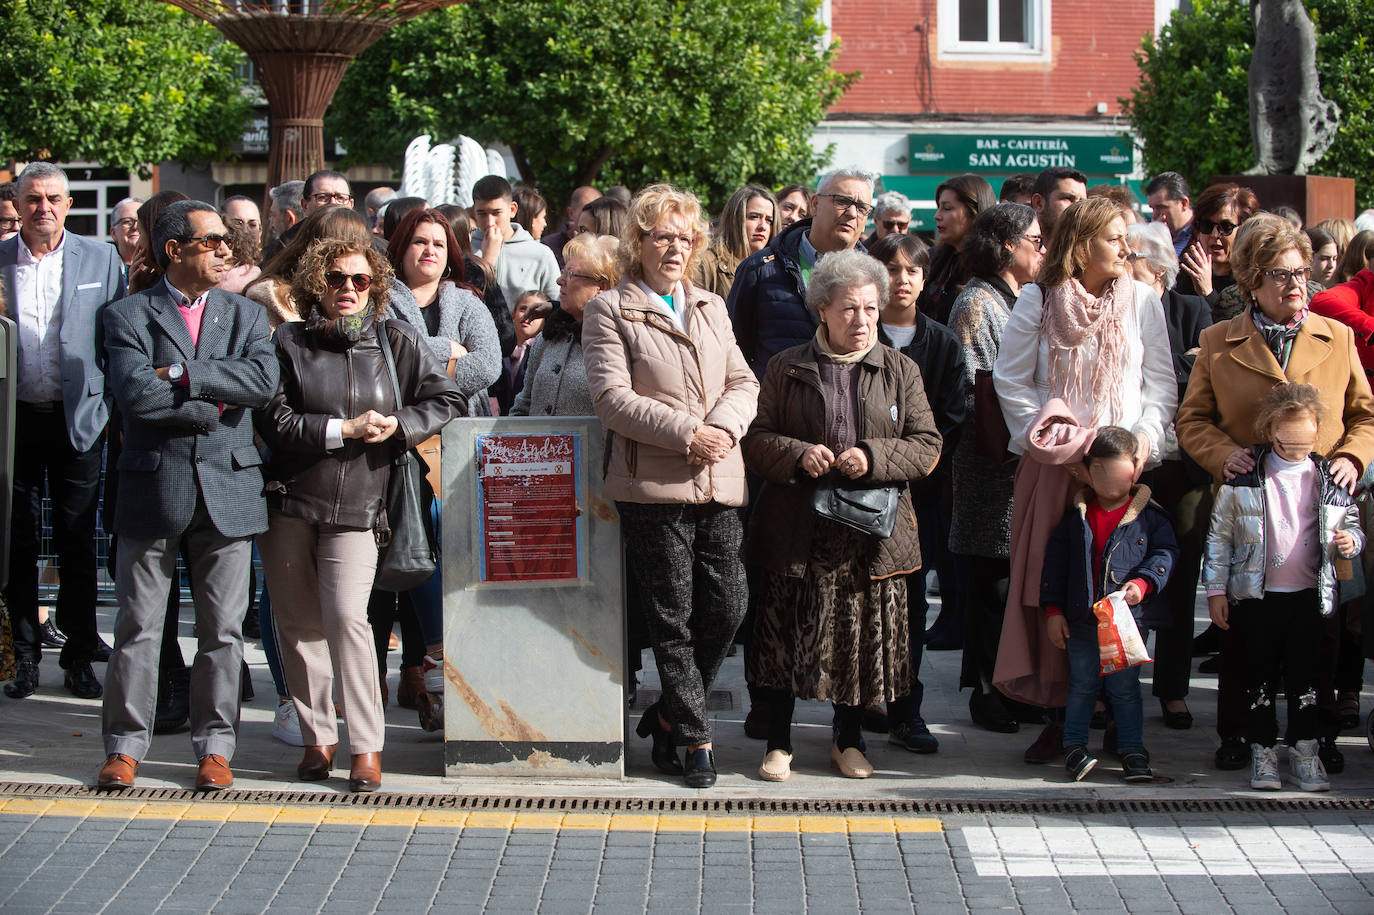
[{"left": 1203, "top": 383, "right": 1363, "bottom": 793}]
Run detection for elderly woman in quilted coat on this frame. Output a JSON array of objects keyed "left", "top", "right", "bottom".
[{"left": 741, "top": 249, "right": 942, "bottom": 783}]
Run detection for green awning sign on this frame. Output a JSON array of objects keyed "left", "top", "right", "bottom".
[{"left": 907, "top": 133, "right": 1134, "bottom": 175}]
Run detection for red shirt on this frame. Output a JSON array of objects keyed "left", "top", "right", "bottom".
[{"left": 1046, "top": 498, "right": 1150, "bottom": 616}]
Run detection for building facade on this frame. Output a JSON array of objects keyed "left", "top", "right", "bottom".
[{"left": 815, "top": 0, "right": 1180, "bottom": 228}]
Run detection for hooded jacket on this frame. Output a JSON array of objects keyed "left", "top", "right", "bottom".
[
  {"left": 1040, "top": 485, "right": 1178, "bottom": 638},
  {"left": 1202, "top": 446, "right": 1363, "bottom": 616}
]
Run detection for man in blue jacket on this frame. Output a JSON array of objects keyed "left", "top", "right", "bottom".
[{"left": 727, "top": 167, "right": 875, "bottom": 379}]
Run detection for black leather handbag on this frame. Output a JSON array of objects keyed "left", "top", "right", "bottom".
[
  {"left": 373, "top": 321, "right": 439, "bottom": 592},
  {"left": 810, "top": 471, "right": 901, "bottom": 539}
]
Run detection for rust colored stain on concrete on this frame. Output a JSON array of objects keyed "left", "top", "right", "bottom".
[
  {"left": 567, "top": 626, "right": 620, "bottom": 678},
  {"left": 446, "top": 658, "right": 547, "bottom": 742}
]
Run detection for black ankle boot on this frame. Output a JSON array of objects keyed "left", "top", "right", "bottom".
[
  {"left": 153, "top": 667, "right": 191, "bottom": 734},
  {"left": 635, "top": 704, "right": 684, "bottom": 775}
]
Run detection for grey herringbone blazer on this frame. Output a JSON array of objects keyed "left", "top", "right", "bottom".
[{"left": 102, "top": 280, "right": 278, "bottom": 540}]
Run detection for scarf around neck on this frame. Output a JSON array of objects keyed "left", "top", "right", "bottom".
[
  {"left": 814, "top": 323, "right": 877, "bottom": 364},
  {"left": 1250, "top": 301, "right": 1306, "bottom": 370},
  {"left": 307, "top": 309, "right": 369, "bottom": 348},
  {"left": 1042, "top": 274, "right": 1133, "bottom": 420}
]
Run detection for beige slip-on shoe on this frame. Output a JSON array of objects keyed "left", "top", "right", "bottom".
[
  {"left": 758, "top": 749, "right": 793, "bottom": 782},
  {"left": 830, "top": 743, "right": 874, "bottom": 779}
]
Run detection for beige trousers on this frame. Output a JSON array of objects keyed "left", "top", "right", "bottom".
[{"left": 259, "top": 512, "right": 384, "bottom": 754}]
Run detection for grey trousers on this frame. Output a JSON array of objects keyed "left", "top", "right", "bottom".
[
  {"left": 102, "top": 499, "right": 252, "bottom": 761},
  {"left": 617, "top": 501, "right": 747, "bottom": 746},
  {"left": 258, "top": 512, "right": 384, "bottom": 754}
]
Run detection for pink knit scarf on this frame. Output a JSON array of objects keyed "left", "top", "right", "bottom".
[{"left": 1042, "top": 274, "right": 1134, "bottom": 421}]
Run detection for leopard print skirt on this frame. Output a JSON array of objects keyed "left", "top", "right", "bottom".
[{"left": 748, "top": 518, "right": 911, "bottom": 706}]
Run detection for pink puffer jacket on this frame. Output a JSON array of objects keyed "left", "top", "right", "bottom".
[{"left": 583, "top": 279, "right": 759, "bottom": 505}]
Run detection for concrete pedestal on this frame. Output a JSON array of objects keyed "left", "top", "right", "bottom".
[
  {"left": 1211, "top": 173, "right": 1355, "bottom": 225},
  {"left": 440, "top": 417, "right": 625, "bottom": 777}
]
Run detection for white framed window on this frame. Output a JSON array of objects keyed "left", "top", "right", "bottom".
[{"left": 938, "top": 0, "right": 1051, "bottom": 61}]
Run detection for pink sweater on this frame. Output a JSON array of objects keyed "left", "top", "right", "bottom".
[{"left": 1262, "top": 452, "right": 1320, "bottom": 592}]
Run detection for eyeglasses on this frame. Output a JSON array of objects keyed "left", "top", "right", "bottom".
[
  {"left": 0, "top": 217, "right": 20, "bottom": 231},
  {"left": 1021, "top": 234, "right": 1044, "bottom": 250},
  {"left": 1262, "top": 266, "right": 1312, "bottom": 286},
  {"left": 644, "top": 231, "right": 697, "bottom": 249},
  {"left": 880, "top": 219, "right": 910, "bottom": 232},
  {"left": 309, "top": 192, "right": 355, "bottom": 206},
  {"left": 819, "top": 194, "right": 873, "bottom": 217},
  {"left": 324, "top": 271, "right": 373, "bottom": 292},
  {"left": 182, "top": 234, "right": 232, "bottom": 250},
  {"left": 112, "top": 217, "right": 138, "bottom": 231},
  {"left": 560, "top": 267, "right": 600, "bottom": 283},
  {"left": 1195, "top": 217, "right": 1238, "bottom": 236}
]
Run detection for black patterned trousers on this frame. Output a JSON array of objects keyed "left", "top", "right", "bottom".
[{"left": 617, "top": 501, "right": 747, "bottom": 747}]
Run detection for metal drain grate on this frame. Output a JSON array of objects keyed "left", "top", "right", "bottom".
[{"left": 2, "top": 782, "right": 1371, "bottom": 816}]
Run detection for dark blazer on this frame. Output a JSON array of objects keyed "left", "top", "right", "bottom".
[
  {"left": 102, "top": 281, "right": 278, "bottom": 540},
  {"left": 0, "top": 231, "right": 126, "bottom": 452},
  {"left": 1040, "top": 485, "right": 1178, "bottom": 638},
  {"left": 879, "top": 313, "right": 968, "bottom": 501}
]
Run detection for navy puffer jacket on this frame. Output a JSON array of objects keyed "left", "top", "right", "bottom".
[{"left": 726, "top": 219, "right": 866, "bottom": 379}]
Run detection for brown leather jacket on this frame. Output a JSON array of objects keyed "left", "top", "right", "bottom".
[
  {"left": 742, "top": 341, "right": 942, "bottom": 580},
  {"left": 256, "top": 317, "right": 464, "bottom": 531}
]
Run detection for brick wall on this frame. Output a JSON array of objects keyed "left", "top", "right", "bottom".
[{"left": 829, "top": 0, "right": 1154, "bottom": 118}]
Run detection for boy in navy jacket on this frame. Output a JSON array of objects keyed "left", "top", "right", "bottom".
[{"left": 1042, "top": 426, "right": 1178, "bottom": 783}]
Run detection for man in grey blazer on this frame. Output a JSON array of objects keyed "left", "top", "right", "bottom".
[
  {"left": 1, "top": 162, "right": 125, "bottom": 700},
  {"left": 96, "top": 200, "right": 278, "bottom": 791}
]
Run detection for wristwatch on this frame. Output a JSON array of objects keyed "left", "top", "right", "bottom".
[{"left": 167, "top": 363, "right": 185, "bottom": 383}]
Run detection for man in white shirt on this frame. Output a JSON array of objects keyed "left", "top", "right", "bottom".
[{"left": 1, "top": 162, "right": 126, "bottom": 700}]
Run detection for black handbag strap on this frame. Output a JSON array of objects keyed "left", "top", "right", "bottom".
[{"left": 374, "top": 319, "right": 404, "bottom": 414}]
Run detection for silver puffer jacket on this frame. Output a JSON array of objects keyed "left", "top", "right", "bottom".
[{"left": 1202, "top": 448, "right": 1364, "bottom": 616}]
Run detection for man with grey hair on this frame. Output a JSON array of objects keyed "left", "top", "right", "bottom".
[
  {"left": 728, "top": 166, "right": 877, "bottom": 378},
  {"left": 1, "top": 161, "right": 126, "bottom": 700},
  {"left": 261, "top": 180, "right": 305, "bottom": 263},
  {"left": 109, "top": 197, "right": 143, "bottom": 271},
  {"left": 863, "top": 190, "right": 912, "bottom": 248}
]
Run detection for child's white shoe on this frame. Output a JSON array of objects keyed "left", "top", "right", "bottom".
[
  {"left": 1249, "top": 743, "right": 1281, "bottom": 790},
  {"left": 1288, "top": 739, "right": 1330, "bottom": 792}
]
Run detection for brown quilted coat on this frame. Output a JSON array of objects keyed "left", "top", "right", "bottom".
[{"left": 742, "top": 341, "right": 943, "bottom": 580}]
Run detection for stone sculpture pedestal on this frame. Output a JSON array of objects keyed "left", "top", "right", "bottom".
[
  {"left": 440, "top": 417, "right": 625, "bottom": 778},
  {"left": 1212, "top": 174, "right": 1355, "bottom": 225}
]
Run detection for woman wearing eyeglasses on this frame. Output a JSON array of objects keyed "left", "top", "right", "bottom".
[
  {"left": 1176, "top": 183, "right": 1259, "bottom": 308},
  {"left": 1176, "top": 214, "right": 1374, "bottom": 773},
  {"left": 583, "top": 184, "right": 760, "bottom": 788},
  {"left": 256, "top": 238, "right": 463, "bottom": 792}
]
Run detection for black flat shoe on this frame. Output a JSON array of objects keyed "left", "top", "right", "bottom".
[
  {"left": 1215, "top": 735, "right": 1248, "bottom": 770},
  {"left": 91, "top": 635, "right": 113, "bottom": 663},
  {"left": 635, "top": 704, "right": 684, "bottom": 775},
  {"left": 5, "top": 658, "right": 39, "bottom": 699},
  {"left": 1160, "top": 699, "right": 1193, "bottom": 730},
  {"left": 39, "top": 619, "right": 67, "bottom": 649},
  {"left": 683, "top": 748, "right": 716, "bottom": 788},
  {"left": 63, "top": 662, "right": 103, "bottom": 699},
  {"left": 969, "top": 692, "right": 1019, "bottom": 734}
]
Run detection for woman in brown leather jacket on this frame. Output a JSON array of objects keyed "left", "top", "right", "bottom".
[
  {"left": 255, "top": 238, "right": 462, "bottom": 792},
  {"left": 741, "top": 249, "right": 941, "bottom": 783}
]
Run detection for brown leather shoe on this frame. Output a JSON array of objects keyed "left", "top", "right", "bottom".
[
  {"left": 1023, "top": 722, "right": 1065, "bottom": 765},
  {"left": 297, "top": 744, "right": 337, "bottom": 781},
  {"left": 348, "top": 752, "right": 382, "bottom": 793},
  {"left": 195, "top": 754, "right": 234, "bottom": 791},
  {"left": 96, "top": 753, "right": 138, "bottom": 790},
  {"left": 397, "top": 666, "right": 424, "bottom": 710}
]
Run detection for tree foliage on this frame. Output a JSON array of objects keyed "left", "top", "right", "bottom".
[
  {"left": 328, "top": 0, "right": 854, "bottom": 211},
  {"left": 0, "top": 0, "right": 252, "bottom": 175},
  {"left": 1123, "top": 0, "right": 1374, "bottom": 212}
]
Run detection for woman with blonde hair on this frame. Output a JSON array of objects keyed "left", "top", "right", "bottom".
[
  {"left": 993, "top": 195, "right": 1176, "bottom": 763},
  {"left": 693, "top": 185, "right": 777, "bottom": 299},
  {"left": 582, "top": 184, "right": 760, "bottom": 788}
]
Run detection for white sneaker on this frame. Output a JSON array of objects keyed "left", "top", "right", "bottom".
[
  {"left": 272, "top": 699, "right": 305, "bottom": 747},
  {"left": 1288, "top": 739, "right": 1330, "bottom": 792},
  {"left": 422, "top": 655, "right": 444, "bottom": 693},
  {"left": 1249, "top": 743, "right": 1281, "bottom": 790}
]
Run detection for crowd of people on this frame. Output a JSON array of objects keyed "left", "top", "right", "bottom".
[{"left": 3, "top": 158, "right": 1374, "bottom": 795}]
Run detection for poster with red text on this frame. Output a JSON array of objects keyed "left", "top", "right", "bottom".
[{"left": 476, "top": 433, "right": 584, "bottom": 583}]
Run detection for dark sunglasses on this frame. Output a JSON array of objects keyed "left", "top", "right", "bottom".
[
  {"left": 324, "top": 271, "right": 373, "bottom": 292},
  {"left": 1195, "top": 217, "right": 1238, "bottom": 236},
  {"left": 183, "top": 233, "right": 232, "bottom": 250}
]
